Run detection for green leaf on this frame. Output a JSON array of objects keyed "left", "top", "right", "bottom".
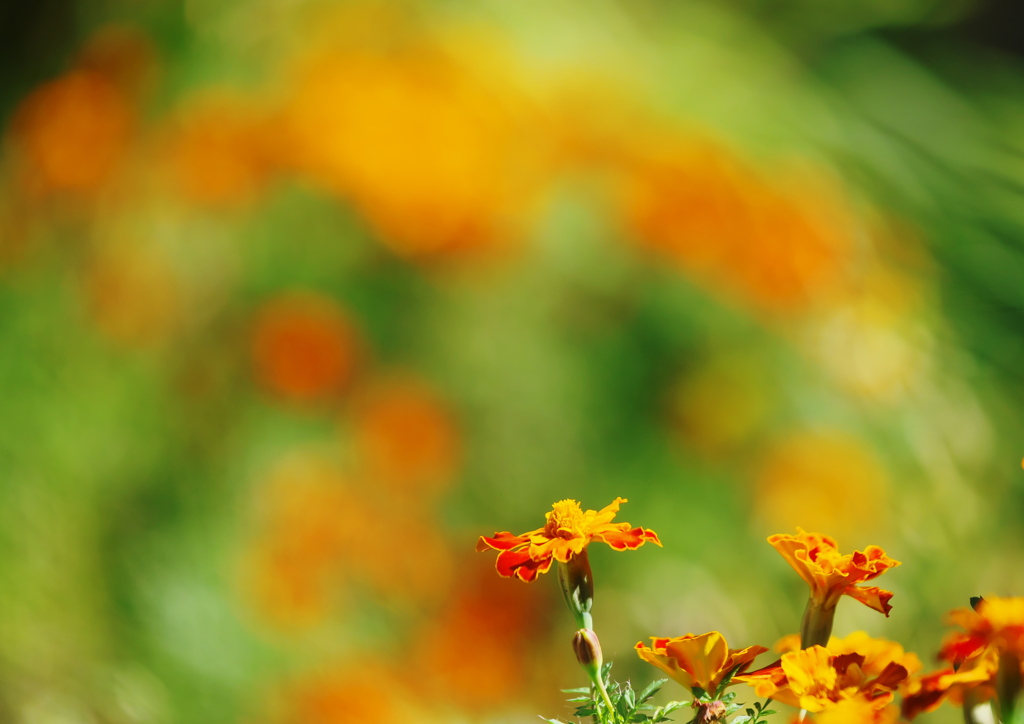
[
  {"left": 732, "top": 717, "right": 751, "bottom": 724},
  {"left": 637, "top": 679, "right": 666, "bottom": 703},
  {"left": 567, "top": 696, "right": 591, "bottom": 702},
  {"left": 563, "top": 686, "right": 591, "bottom": 694},
  {"left": 760, "top": 710, "right": 777, "bottom": 717}
]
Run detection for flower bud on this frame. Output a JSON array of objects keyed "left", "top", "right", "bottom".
[
  {"left": 573, "top": 628, "right": 603, "bottom": 671},
  {"left": 558, "top": 551, "right": 595, "bottom": 630}
]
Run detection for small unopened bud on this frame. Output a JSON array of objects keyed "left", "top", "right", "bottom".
[
  {"left": 695, "top": 700, "right": 728, "bottom": 724},
  {"left": 573, "top": 628, "right": 603, "bottom": 670}
]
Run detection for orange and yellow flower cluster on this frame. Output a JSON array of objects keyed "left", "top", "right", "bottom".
[{"left": 478, "top": 501, "right": 1024, "bottom": 723}]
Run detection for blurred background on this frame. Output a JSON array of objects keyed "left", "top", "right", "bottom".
[{"left": 1, "top": 0, "right": 1024, "bottom": 722}]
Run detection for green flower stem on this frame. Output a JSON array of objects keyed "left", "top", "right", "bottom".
[
  {"left": 799, "top": 597, "right": 836, "bottom": 649},
  {"left": 572, "top": 629, "right": 614, "bottom": 717},
  {"left": 997, "top": 651, "right": 1021, "bottom": 724}
]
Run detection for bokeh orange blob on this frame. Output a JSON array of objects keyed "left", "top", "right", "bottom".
[
  {"left": 351, "top": 376, "right": 461, "bottom": 498},
  {"left": 241, "top": 453, "right": 360, "bottom": 628},
  {"left": 280, "top": 665, "right": 406, "bottom": 724},
  {"left": 754, "top": 430, "right": 890, "bottom": 540},
  {"left": 11, "top": 69, "right": 134, "bottom": 195},
  {"left": 283, "top": 46, "right": 543, "bottom": 260},
  {"left": 618, "top": 133, "right": 853, "bottom": 314},
  {"left": 166, "top": 94, "right": 278, "bottom": 206},
  {"left": 413, "top": 563, "right": 548, "bottom": 710},
  {"left": 251, "top": 293, "right": 362, "bottom": 405}
]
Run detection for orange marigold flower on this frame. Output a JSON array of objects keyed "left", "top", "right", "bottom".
[
  {"left": 774, "top": 631, "right": 923, "bottom": 680},
  {"left": 635, "top": 631, "right": 767, "bottom": 697},
  {"left": 900, "top": 647, "right": 997, "bottom": 720},
  {"left": 946, "top": 596, "right": 1024, "bottom": 658},
  {"left": 769, "top": 528, "right": 899, "bottom": 647},
  {"left": 476, "top": 498, "right": 661, "bottom": 582},
  {"left": 736, "top": 645, "right": 909, "bottom": 713},
  {"left": 770, "top": 528, "right": 900, "bottom": 615},
  {"left": 901, "top": 596, "right": 1024, "bottom": 720}
]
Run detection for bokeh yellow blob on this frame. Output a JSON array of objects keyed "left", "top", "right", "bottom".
[{"left": 754, "top": 430, "right": 890, "bottom": 540}]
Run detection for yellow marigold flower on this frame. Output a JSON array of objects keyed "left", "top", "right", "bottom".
[
  {"left": 768, "top": 528, "right": 899, "bottom": 647},
  {"left": 775, "top": 631, "right": 922, "bottom": 680},
  {"left": 736, "top": 645, "right": 910, "bottom": 713},
  {"left": 476, "top": 498, "right": 661, "bottom": 582},
  {"left": 814, "top": 697, "right": 900, "bottom": 724},
  {"left": 635, "top": 632, "right": 767, "bottom": 696}
]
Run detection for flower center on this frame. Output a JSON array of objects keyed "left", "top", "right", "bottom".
[{"left": 545, "top": 499, "right": 587, "bottom": 539}]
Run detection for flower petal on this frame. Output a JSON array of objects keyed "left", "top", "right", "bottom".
[
  {"left": 635, "top": 639, "right": 696, "bottom": 690},
  {"left": 476, "top": 531, "right": 530, "bottom": 552},
  {"left": 593, "top": 524, "right": 662, "bottom": 551},
  {"left": 663, "top": 632, "right": 730, "bottom": 693},
  {"left": 845, "top": 585, "right": 896, "bottom": 616},
  {"left": 494, "top": 549, "right": 553, "bottom": 581}
]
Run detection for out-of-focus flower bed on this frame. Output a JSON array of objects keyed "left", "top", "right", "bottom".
[{"left": 1, "top": 1, "right": 1024, "bottom": 722}]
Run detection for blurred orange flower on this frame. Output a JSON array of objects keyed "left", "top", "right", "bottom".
[
  {"left": 635, "top": 632, "right": 767, "bottom": 696},
  {"left": 283, "top": 46, "right": 545, "bottom": 261},
  {"left": 166, "top": 93, "right": 279, "bottom": 206},
  {"left": 11, "top": 68, "right": 134, "bottom": 194},
  {"left": 901, "top": 647, "right": 997, "bottom": 720},
  {"left": 413, "top": 564, "right": 548, "bottom": 710},
  {"left": 737, "top": 645, "right": 909, "bottom": 713},
  {"left": 946, "top": 596, "right": 1024, "bottom": 657},
  {"left": 476, "top": 498, "right": 661, "bottom": 582},
  {"left": 617, "top": 133, "right": 853, "bottom": 314},
  {"left": 280, "top": 665, "right": 408, "bottom": 724},
  {"left": 251, "top": 292, "right": 362, "bottom": 405},
  {"left": 769, "top": 528, "right": 899, "bottom": 616},
  {"left": 241, "top": 453, "right": 355, "bottom": 628},
  {"left": 351, "top": 376, "right": 461, "bottom": 499}
]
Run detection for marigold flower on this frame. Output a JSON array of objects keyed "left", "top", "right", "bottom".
[
  {"left": 814, "top": 697, "right": 900, "bottom": 724},
  {"left": 901, "top": 596, "right": 1024, "bottom": 720},
  {"left": 768, "top": 528, "right": 899, "bottom": 647},
  {"left": 476, "top": 497, "right": 661, "bottom": 583},
  {"left": 635, "top": 632, "right": 767, "bottom": 697},
  {"left": 900, "top": 647, "right": 997, "bottom": 720},
  {"left": 736, "top": 645, "right": 909, "bottom": 713},
  {"left": 774, "top": 631, "right": 922, "bottom": 680},
  {"left": 947, "top": 596, "right": 1024, "bottom": 658}
]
